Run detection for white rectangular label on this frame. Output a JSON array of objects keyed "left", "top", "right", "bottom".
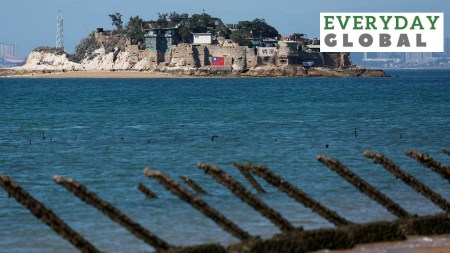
[
  {"left": 320, "top": 13, "right": 444, "bottom": 52},
  {"left": 258, "top": 47, "right": 277, "bottom": 57}
]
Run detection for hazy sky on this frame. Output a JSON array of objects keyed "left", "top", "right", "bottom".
[{"left": 1, "top": 0, "right": 448, "bottom": 55}]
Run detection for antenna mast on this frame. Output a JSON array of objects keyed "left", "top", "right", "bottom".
[{"left": 56, "top": 10, "right": 64, "bottom": 50}]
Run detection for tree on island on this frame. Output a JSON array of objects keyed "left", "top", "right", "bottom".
[
  {"left": 151, "top": 12, "right": 189, "bottom": 29},
  {"left": 67, "top": 11, "right": 282, "bottom": 63},
  {"left": 125, "top": 16, "right": 145, "bottom": 47},
  {"left": 150, "top": 12, "right": 231, "bottom": 43},
  {"left": 155, "top": 12, "right": 169, "bottom": 28},
  {"left": 32, "top": 46, "right": 66, "bottom": 55},
  {"left": 71, "top": 32, "right": 100, "bottom": 63},
  {"left": 179, "top": 13, "right": 230, "bottom": 43},
  {"left": 230, "top": 19, "right": 280, "bottom": 46},
  {"left": 109, "top": 12, "right": 123, "bottom": 30},
  {"left": 168, "top": 12, "right": 189, "bottom": 27},
  {"left": 105, "top": 12, "right": 279, "bottom": 46}
]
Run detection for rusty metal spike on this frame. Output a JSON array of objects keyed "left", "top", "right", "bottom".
[
  {"left": 0, "top": 176, "right": 100, "bottom": 253},
  {"left": 234, "top": 161, "right": 351, "bottom": 226},
  {"left": 53, "top": 176, "right": 171, "bottom": 252},
  {"left": 138, "top": 183, "right": 158, "bottom": 199},
  {"left": 234, "top": 163, "right": 265, "bottom": 193},
  {"left": 317, "top": 155, "right": 411, "bottom": 219},
  {"left": 364, "top": 150, "right": 450, "bottom": 213},
  {"left": 179, "top": 176, "right": 207, "bottom": 194},
  {"left": 197, "top": 162, "right": 296, "bottom": 232},
  {"left": 144, "top": 169, "right": 251, "bottom": 241},
  {"left": 405, "top": 150, "right": 450, "bottom": 184}
]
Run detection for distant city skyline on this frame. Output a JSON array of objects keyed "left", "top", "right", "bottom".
[{"left": 1, "top": 0, "right": 449, "bottom": 56}]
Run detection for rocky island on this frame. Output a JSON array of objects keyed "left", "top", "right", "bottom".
[{"left": 1, "top": 12, "right": 387, "bottom": 78}]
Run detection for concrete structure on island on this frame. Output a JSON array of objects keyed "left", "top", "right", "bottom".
[
  {"left": 193, "top": 33, "right": 213, "bottom": 44},
  {"left": 94, "top": 27, "right": 353, "bottom": 72},
  {"left": 144, "top": 28, "right": 179, "bottom": 53}
]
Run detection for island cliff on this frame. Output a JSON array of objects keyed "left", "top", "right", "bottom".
[
  {"left": 5, "top": 42, "right": 386, "bottom": 78},
  {"left": 2, "top": 14, "right": 387, "bottom": 78}
]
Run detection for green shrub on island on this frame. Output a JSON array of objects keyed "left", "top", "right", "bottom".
[
  {"left": 125, "top": 16, "right": 145, "bottom": 49},
  {"left": 107, "top": 11, "right": 280, "bottom": 46},
  {"left": 231, "top": 19, "right": 280, "bottom": 46},
  {"left": 70, "top": 32, "right": 100, "bottom": 63},
  {"left": 70, "top": 31, "right": 123, "bottom": 63},
  {"left": 32, "top": 46, "right": 66, "bottom": 55}
]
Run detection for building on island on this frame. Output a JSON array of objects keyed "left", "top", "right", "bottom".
[
  {"left": 193, "top": 33, "right": 213, "bottom": 45},
  {"left": 144, "top": 28, "right": 180, "bottom": 53},
  {"left": 92, "top": 23, "right": 354, "bottom": 71}
]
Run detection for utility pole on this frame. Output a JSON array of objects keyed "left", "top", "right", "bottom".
[{"left": 56, "top": 10, "right": 64, "bottom": 50}]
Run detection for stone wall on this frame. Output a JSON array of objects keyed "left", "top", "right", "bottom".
[
  {"left": 170, "top": 44, "right": 196, "bottom": 67},
  {"left": 94, "top": 31, "right": 125, "bottom": 47},
  {"left": 298, "top": 51, "right": 352, "bottom": 69},
  {"left": 149, "top": 42, "right": 352, "bottom": 71},
  {"left": 194, "top": 45, "right": 206, "bottom": 67},
  {"left": 246, "top": 48, "right": 257, "bottom": 68},
  {"left": 276, "top": 46, "right": 300, "bottom": 66},
  {"left": 300, "top": 51, "right": 325, "bottom": 67},
  {"left": 205, "top": 45, "right": 247, "bottom": 71},
  {"left": 321, "top": 52, "right": 352, "bottom": 68},
  {"left": 165, "top": 44, "right": 255, "bottom": 72},
  {"left": 125, "top": 45, "right": 139, "bottom": 63},
  {"left": 147, "top": 51, "right": 158, "bottom": 68},
  {"left": 125, "top": 44, "right": 152, "bottom": 65},
  {"left": 125, "top": 45, "right": 139, "bottom": 55}
]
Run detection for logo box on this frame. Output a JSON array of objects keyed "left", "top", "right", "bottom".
[{"left": 320, "top": 13, "right": 444, "bottom": 52}]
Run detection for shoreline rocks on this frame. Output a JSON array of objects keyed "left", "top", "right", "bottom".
[{"left": 1, "top": 49, "right": 389, "bottom": 78}]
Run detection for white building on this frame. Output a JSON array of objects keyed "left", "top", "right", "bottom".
[{"left": 193, "top": 33, "right": 213, "bottom": 44}]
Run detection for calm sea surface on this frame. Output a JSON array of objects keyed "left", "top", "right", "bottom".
[{"left": 1, "top": 70, "right": 449, "bottom": 252}]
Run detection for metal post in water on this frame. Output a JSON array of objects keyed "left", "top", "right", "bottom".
[
  {"left": 234, "top": 161, "right": 351, "bottom": 226},
  {"left": 0, "top": 176, "right": 100, "bottom": 253},
  {"left": 145, "top": 169, "right": 251, "bottom": 241},
  {"left": 234, "top": 163, "right": 265, "bottom": 193},
  {"left": 404, "top": 150, "right": 450, "bottom": 183},
  {"left": 317, "top": 155, "right": 411, "bottom": 218},
  {"left": 53, "top": 176, "right": 171, "bottom": 252},
  {"left": 197, "top": 163, "right": 295, "bottom": 232},
  {"left": 179, "top": 176, "right": 207, "bottom": 194},
  {"left": 138, "top": 183, "right": 158, "bottom": 199},
  {"left": 364, "top": 151, "right": 450, "bottom": 213}
]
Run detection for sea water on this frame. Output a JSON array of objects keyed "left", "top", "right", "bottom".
[{"left": 0, "top": 70, "right": 449, "bottom": 252}]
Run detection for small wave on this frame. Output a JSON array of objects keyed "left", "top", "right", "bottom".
[{"left": 124, "top": 125, "right": 147, "bottom": 129}]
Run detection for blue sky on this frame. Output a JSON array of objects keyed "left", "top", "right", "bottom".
[{"left": 1, "top": 0, "right": 448, "bottom": 55}]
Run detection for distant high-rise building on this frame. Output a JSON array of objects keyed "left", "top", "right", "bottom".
[
  {"left": 0, "top": 43, "right": 16, "bottom": 58},
  {"left": 404, "top": 52, "right": 434, "bottom": 64},
  {"left": 0, "top": 43, "right": 25, "bottom": 65}
]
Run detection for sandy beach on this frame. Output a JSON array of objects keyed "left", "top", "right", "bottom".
[
  {"left": 1, "top": 66, "right": 389, "bottom": 79},
  {"left": 19, "top": 70, "right": 182, "bottom": 78}
]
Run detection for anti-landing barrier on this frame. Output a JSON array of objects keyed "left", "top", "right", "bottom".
[{"left": 1, "top": 149, "right": 449, "bottom": 253}]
